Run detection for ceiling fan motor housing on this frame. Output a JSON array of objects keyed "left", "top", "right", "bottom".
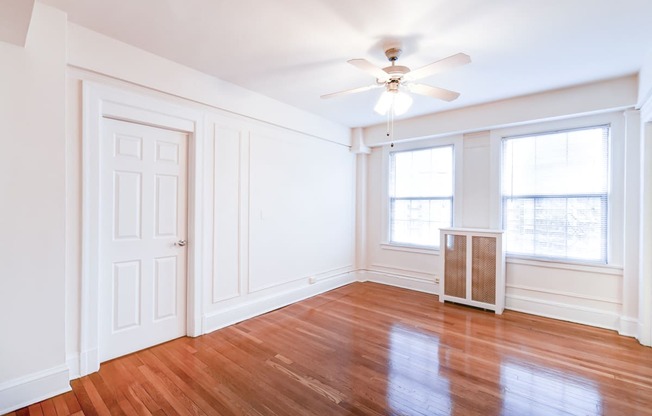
[
  {"left": 383, "top": 65, "right": 410, "bottom": 80},
  {"left": 387, "top": 80, "right": 400, "bottom": 92},
  {"left": 381, "top": 48, "right": 410, "bottom": 81}
]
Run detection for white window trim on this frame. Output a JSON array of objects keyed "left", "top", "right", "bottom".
[
  {"left": 381, "top": 134, "right": 464, "bottom": 253},
  {"left": 489, "top": 112, "right": 625, "bottom": 267}
]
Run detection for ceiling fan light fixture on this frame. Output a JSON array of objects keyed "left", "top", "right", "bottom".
[
  {"left": 374, "top": 90, "right": 413, "bottom": 116},
  {"left": 393, "top": 91, "right": 413, "bottom": 115},
  {"left": 374, "top": 90, "right": 393, "bottom": 115}
]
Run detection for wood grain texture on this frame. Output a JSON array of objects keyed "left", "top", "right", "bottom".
[{"left": 7, "top": 282, "right": 652, "bottom": 415}]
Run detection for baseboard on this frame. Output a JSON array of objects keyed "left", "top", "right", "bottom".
[
  {"left": 76, "top": 348, "right": 100, "bottom": 378},
  {"left": 618, "top": 316, "right": 638, "bottom": 338},
  {"left": 506, "top": 294, "right": 620, "bottom": 331},
  {"left": 638, "top": 322, "right": 652, "bottom": 347},
  {"left": 203, "top": 271, "right": 356, "bottom": 334},
  {"left": 358, "top": 269, "right": 438, "bottom": 294},
  {"left": 0, "top": 364, "right": 71, "bottom": 414},
  {"left": 66, "top": 353, "right": 80, "bottom": 380}
]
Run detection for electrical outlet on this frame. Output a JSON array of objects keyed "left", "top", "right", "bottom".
[
  {"left": 308, "top": 276, "right": 317, "bottom": 284},
  {"left": 435, "top": 277, "right": 440, "bottom": 284}
]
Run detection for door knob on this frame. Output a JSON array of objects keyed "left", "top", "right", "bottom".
[{"left": 176, "top": 240, "right": 187, "bottom": 247}]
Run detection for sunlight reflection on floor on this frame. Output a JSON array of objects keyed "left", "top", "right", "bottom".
[{"left": 387, "top": 324, "right": 452, "bottom": 415}]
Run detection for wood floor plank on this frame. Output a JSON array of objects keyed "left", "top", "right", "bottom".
[
  {"left": 57, "top": 392, "right": 81, "bottom": 415},
  {"left": 9, "top": 282, "right": 652, "bottom": 415},
  {"left": 38, "top": 401, "right": 56, "bottom": 416}
]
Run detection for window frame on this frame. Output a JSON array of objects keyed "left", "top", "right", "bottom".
[
  {"left": 490, "top": 113, "right": 625, "bottom": 267},
  {"left": 381, "top": 134, "right": 464, "bottom": 253}
]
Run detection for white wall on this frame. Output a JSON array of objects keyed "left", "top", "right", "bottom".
[
  {"left": 1, "top": 3, "right": 649, "bottom": 412},
  {"left": 362, "top": 80, "right": 640, "bottom": 334},
  {"left": 0, "top": 3, "right": 70, "bottom": 412},
  {"left": 364, "top": 76, "right": 637, "bottom": 147},
  {"left": 637, "top": 70, "right": 652, "bottom": 345},
  {"left": 203, "top": 114, "right": 355, "bottom": 331},
  {"left": 63, "top": 21, "right": 356, "bottom": 378},
  {"left": 67, "top": 24, "right": 349, "bottom": 146},
  {"left": 638, "top": 51, "right": 652, "bottom": 108}
]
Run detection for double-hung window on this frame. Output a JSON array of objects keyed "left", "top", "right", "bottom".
[
  {"left": 389, "top": 145, "right": 454, "bottom": 249},
  {"left": 501, "top": 125, "right": 609, "bottom": 262}
]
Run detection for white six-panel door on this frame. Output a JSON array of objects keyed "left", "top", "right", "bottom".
[{"left": 99, "top": 118, "right": 188, "bottom": 362}]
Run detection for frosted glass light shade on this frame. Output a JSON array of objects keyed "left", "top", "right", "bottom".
[
  {"left": 374, "top": 90, "right": 413, "bottom": 116},
  {"left": 393, "top": 91, "right": 413, "bottom": 115}
]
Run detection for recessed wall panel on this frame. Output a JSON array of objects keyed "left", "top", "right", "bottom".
[
  {"left": 114, "top": 171, "right": 142, "bottom": 240},
  {"left": 248, "top": 131, "right": 355, "bottom": 292},
  {"left": 156, "top": 141, "right": 179, "bottom": 164},
  {"left": 114, "top": 134, "right": 142, "bottom": 160},
  {"left": 113, "top": 261, "right": 141, "bottom": 331},
  {"left": 154, "top": 256, "right": 177, "bottom": 320},
  {"left": 213, "top": 125, "right": 241, "bottom": 302},
  {"left": 155, "top": 175, "right": 178, "bottom": 237}
]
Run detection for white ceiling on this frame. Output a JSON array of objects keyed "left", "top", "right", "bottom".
[{"left": 41, "top": 0, "right": 652, "bottom": 127}]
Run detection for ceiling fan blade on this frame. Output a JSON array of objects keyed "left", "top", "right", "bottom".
[
  {"left": 348, "top": 59, "right": 389, "bottom": 81},
  {"left": 320, "top": 84, "right": 383, "bottom": 99},
  {"left": 407, "top": 83, "right": 461, "bottom": 102},
  {"left": 404, "top": 53, "right": 471, "bottom": 81}
]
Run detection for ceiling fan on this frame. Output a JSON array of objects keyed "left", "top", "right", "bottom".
[{"left": 321, "top": 48, "right": 471, "bottom": 116}]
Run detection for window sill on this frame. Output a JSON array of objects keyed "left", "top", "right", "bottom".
[
  {"left": 506, "top": 255, "right": 623, "bottom": 276},
  {"left": 380, "top": 243, "right": 440, "bottom": 256}
]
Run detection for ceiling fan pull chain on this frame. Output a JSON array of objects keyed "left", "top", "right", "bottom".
[{"left": 386, "top": 109, "right": 390, "bottom": 138}]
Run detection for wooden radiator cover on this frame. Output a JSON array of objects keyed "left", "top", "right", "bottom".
[{"left": 440, "top": 228, "right": 505, "bottom": 314}]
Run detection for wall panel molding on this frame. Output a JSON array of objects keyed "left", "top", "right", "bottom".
[
  {"left": 506, "top": 284, "right": 621, "bottom": 305},
  {"left": 359, "top": 270, "right": 438, "bottom": 294},
  {"left": 506, "top": 294, "right": 620, "bottom": 331}
]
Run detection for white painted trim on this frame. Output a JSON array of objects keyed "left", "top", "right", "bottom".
[
  {"left": 248, "top": 266, "right": 353, "bottom": 294},
  {"left": 380, "top": 134, "right": 464, "bottom": 248},
  {"left": 506, "top": 257, "right": 623, "bottom": 275},
  {"left": 379, "top": 243, "right": 440, "bottom": 256},
  {"left": 506, "top": 294, "right": 620, "bottom": 331},
  {"left": 621, "top": 109, "right": 642, "bottom": 340},
  {"left": 66, "top": 353, "right": 80, "bottom": 380},
  {"left": 203, "top": 271, "right": 356, "bottom": 333},
  {"left": 80, "top": 81, "right": 205, "bottom": 376},
  {"left": 506, "top": 283, "right": 621, "bottom": 305},
  {"left": 78, "top": 348, "right": 99, "bottom": 378},
  {"left": 490, "top": 111, "right": 628, "bottom": 267},
  {"left": 0, "top": 365, "right": 70, "bottom": 414},
  {"left": 359, "top": 270, "right": 438, "bottom": 294},
  {"left": 240, "top": 130, "right": 251, "bottom": 297},
  {"left": 369, "top": 263, "right": 436, "bottom": 279},
  {"left": 354, "top": 153, "right": 369, "bottom": 270},
  {"left": 618, "top": 317, "right": 639, "bottom": 338}
]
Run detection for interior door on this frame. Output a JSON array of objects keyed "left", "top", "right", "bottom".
[{"left": 99, "top": 117, "right": 188, "bottom": 362}]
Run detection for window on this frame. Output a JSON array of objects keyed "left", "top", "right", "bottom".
[
  {"left": 389, "top": 145, "right": 454, "bottom": 248},
  {"left": 501, "top": 125, "right": 609, "bottom": 262}
]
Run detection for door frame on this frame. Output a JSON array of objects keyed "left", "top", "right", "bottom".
[{"left": 79, "top": 82, "right": 205, "bottom": 376}]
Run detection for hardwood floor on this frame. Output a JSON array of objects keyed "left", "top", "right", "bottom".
[{"left": 8, "top": 282, "right": 652, "bottom": 415}]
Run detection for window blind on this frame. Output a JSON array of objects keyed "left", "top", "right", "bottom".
[
  {"left": 389, "top": 145, "right": 453, "bottom": 248},
  {"left": 502, "top": 126, "right": 609, "bottom": 262}
]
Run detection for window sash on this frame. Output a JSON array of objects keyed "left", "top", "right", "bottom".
[
  {"left": 502, "top": 194, "right": 607, "bottom": 262},
  {"left": 389, "top": 145, "right": 454, "bottom": 199},
  {"left": 389, "top": 196, "right": 453, "bottom": 248}
]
